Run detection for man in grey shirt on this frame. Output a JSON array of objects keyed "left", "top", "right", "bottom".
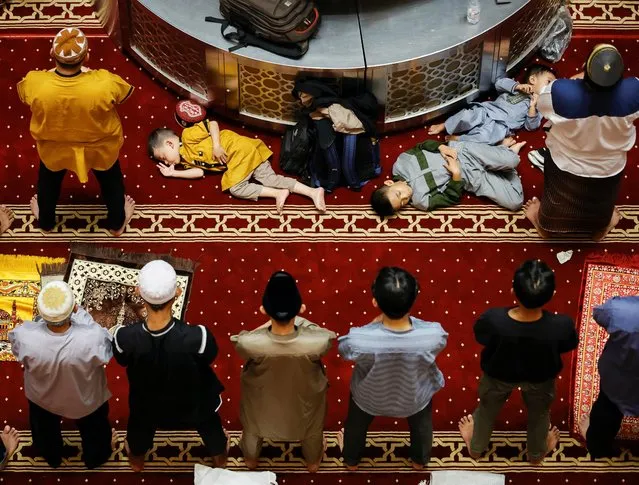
[
  {"left": 9, "top": 281, "right": 113, "bottom": 469},
  {"left": 338, "top": 267, "right": 448, "bottom": 470}
]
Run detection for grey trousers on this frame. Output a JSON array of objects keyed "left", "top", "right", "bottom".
[
  {"left": 240, "top": 430, "right": 324, "bottom": 464},
  {"left": 445, "top": 105, "right": 509, "bottom": 145},
  {"left": 470, "top": 374, "right": 555, "bottom": 460},
  {"left": 229, "top": 161, "right": 298, "bottom": 200}
]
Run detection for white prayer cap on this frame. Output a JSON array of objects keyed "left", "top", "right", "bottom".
[
  {"left": 138, "top": 260, "right": 177, "bottom": 305},
  {"left": 37, "top": 281, "right": 75, "bottom": 323}
]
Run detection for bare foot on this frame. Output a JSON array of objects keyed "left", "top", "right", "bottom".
[
  {"left": 509, "top": 141, "right": 527, "bottom": 154},
  {"left": 0, "top": 205, "right": 15, "bottom": 234},
  {"left": 336, "top": 429, "right": 358, "bottom": 471},
  {"left": 445, "top": 135, "right": 460, "bottom": 142},
  {"left": 529, "top": 426, "right": 560, "bottom": 464},
  {"left": 124, "top": 441, "right": 145, "bottom": 472},
  {"left": 592, "top": 207, "right": 621, "bottom": 242},
  {"left": 212, "top": 429, "right": 229, "bottom": 468},
  {"left": 411, "top": 461, "right": 425, "bottom": 471},
  {"left": 458, "top": 415, "right": 481, "bottom": 459},
  {"left": 523, "top": 197, "right": 550, "bottom": 239},
  {"left": 578, "top": 415, "right": 590, "bottom": 440},
  {"left": 30, "top": 195, "right": 40, "bottom": 220},
  {"left": 311, "top": 187, "right": 326, "bottom": 212},
  {"left": 306, "top": 437, "right": 327, "bottom": 473},
  {"left": 501, "top": 137, "right": 516, "bottom": 147},
  {"left": 0, "top": 425, "right": 19, "bottom": 468},
  {"left": 275, "top": 189, "right": 290, "bottom": 214},
  {"left": 110, "top": 195, "right": 136, "bottom": 237},
  {"left": 428, "top": 123, "right": 446, "bottom": 135},
  {"left": 244, "top": 457, "right": 258, "bottom": 470}
]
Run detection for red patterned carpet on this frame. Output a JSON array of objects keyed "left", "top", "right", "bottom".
[{"left": 1, "top": 9, "right": 639, "bottom": 485}]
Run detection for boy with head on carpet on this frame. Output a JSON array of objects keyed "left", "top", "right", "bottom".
[
  {"left": 428, "top": 65, "right": 556, "bottom": 144},
  {"left": 147, "top": 121, "right": 326, "bottom": 213},
  {"left": 231, "top": 271, "right": 336, "bottom": 472},
  {"left": 337, "top": 267, "right": 448, "bottom": 470},
  {"left": 579, "top": 295, "right": 639, "bottom": 458},
  {"left": 370, "top": 138, "right": 526, "bottom": 216},
  {"left": 458, "top": 260, "right": 578, "bottom": 464},
  {"left": 9, "top": 281, "right": 114, "bottom": 469},
  {"left": 112, "top": 260, "right": 227, "bottom": 471}
]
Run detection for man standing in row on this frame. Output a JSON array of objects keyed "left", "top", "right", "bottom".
[
  {"left": 17, "top": 27, "right": 135, "bottom": 235},
  {"left": 112, "top": 260, "right": 228, "bottom": 471},
  {"left": 232, "top": 271, "right": 336, "bottom": 472}
]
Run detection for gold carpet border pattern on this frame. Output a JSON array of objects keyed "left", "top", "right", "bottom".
[
  {"left": 0, "top": 1, "right": 637, "bottom": 30},
  {"left": 1, "top": 204, "right": 639, "bottom": 243},
  {"left": 3, "top": 430, "right": 637, "bottom": 473}
]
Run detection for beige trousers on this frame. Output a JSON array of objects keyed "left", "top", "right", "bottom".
[
  {"left": 239, "top": 430, "right": 324, "bottom": 463},
  {"left": 229, "top": 161, "right": 298, "bottom": 201}
]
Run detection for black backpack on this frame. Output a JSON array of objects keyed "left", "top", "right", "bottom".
[
  {"left": 280, "top": 118, "right": 313, "bottom": 180},
  {"left": 205, "top": 0, "right": 320, "bottom": 59}
]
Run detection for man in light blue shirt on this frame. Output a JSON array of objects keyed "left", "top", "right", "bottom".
[
  {"left": 579, "top": 295, "right": 639, "bottom": 457},
  {"left": 337, "top": 267, "right": 448, "bottom": 470}
]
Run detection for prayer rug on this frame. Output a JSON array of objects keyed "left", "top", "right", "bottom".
[
  {"left": 0, "top": 254, "right": 66, "bottom": 362},
  {"left": 64, "top": 245, "right": 195, "bottom": 331},
  {"left": 572, "top": 258, "right": 639, "bottom": 440}
]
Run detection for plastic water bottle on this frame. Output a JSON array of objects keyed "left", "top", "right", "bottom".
[{"left": 467, "top": 0, "right": 480, "bottom": 24}]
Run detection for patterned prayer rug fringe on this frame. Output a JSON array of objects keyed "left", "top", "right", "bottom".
[
  {"left": 585, "top": 252, "right": 639, "bottom": 270},
  {"left": 70, "top": 243, "right": 197, "bottom": 273},
  {"left": 0, "top": 255, "right": 65, "bottom": 278}
]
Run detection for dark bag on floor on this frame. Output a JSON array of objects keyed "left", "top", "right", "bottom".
[
  {"left": 280, "top": 118, "right": 313, "bottom": 179},
  {"left": 309, "top": 133, "right": 381, "bottom": 192},
  {"left": 205, "top": 0, "right": 320, "bottom": 59}
]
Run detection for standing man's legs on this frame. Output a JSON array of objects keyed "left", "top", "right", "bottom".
[
  {"left": 125, "top": 413, "right": 156, "bottom": 472},
  {"left": 34, "top": 162, "right": 67, "bottom": 231},
  {"left": 521, "top": 379, "right": 559, "bottom": 463},
  {"left": 195, "top": 410, "right": 228, "bottom": 468},
  {"left": 28, "top": 400, "right": 64, "bottom": 468},
  {"left": 301, "top": 432, "right": 325, "bottom": 473},
  {"left": 76, "top": 401, "right": 113, "bottom": 469},
  {"left": 406, "top": 401, "right": 433, "bottom": 469},
  {"left": 341, "top": 394, "right": 375, "bottom": 469},
  {"left": 239, "top": 430, "right": 263, "bottom": 469},
  {"left": 92, "top": 160, "right": 135, "bottom": 236},
  {"left": 580, "top": 391, "right": 624, "bottom": 458}
]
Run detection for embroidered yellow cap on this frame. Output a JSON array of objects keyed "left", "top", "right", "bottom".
[
  {"left": 37, "top": 281, "right": 75, "bottom": 323},
  {"left": 52, "top": 27, "right": 88, "bottom": 65}
]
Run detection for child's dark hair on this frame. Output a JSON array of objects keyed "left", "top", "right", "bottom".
[
  {"left": 372, "top": 267, "right": 419, "bottom": 319},
  {"left": 524, "top": 64, "right": 557, "bottom": 83},
  {"left": 147, "top": 128, "right": 177, "bottom": 159},
  {"left": 512, "top": 259, "right": 555, "bottom": 309},
  {"left": 370, "top": 186, "right": 395, "bottom": 218}
]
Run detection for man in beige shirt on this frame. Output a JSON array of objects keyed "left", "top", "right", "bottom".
[{"left": 231, "top": 271, "right": 336, "bottom": 472}]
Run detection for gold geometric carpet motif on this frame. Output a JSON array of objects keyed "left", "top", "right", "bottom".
[
  {"left": 2, "top": 204, "right": 639, "bottom": 243},
  {"left": 3, "top": 431, "right": 638, "bottom": 473}
]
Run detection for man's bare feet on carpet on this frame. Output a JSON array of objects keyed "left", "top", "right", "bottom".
[
  {"left": 30, "top": 194, "right": 41, "bottom": 221},
  {"left": 529, "top": 426, "right": 560, "bottom": 464},
  {"left": 125, "top": 441, "right": 145, "bottom": 472},
  {"left": 275, "top": 189, "right": 290, "bottom": 214},
  {"left": 458, "top": 415, "right": 481, "bottom": 459},
  {"left": 592, "top": 207, "right": 621, "bottom": 242},
  {"left": 0, "top": 205, "right": 14, "bottom": 235},
  {"left": 336, "top": 429, "right": 358, "bottom": 471},
  {"left": 0, "top": 425, "right": 19, "bottom": 469},
  {"left": 110, "top": 195, "right": 136, "bottom": 237},
  {"left": 578, "top": 415, "right": 590, "bottom": 440},
  {"left": 523, "top": 197, "right": 550, "bottom": 239},
  {"left": 306, "top": 437, "right": 327, "bottom": 473},
  {"left": 427, "top": 123, "right": 446, "bottom": 135},
  {"left": 311, "top": 187, "right": 326, "bottom": 212}
]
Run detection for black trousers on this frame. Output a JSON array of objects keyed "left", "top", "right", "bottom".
[
  {"left": 37, "top": 160, "right": 125, "bottom": 231},
  {"left": 586, "top": 391, "right": 624, "bottom": 458},
  {"left": 29, "top": 400, "right": 112, "bottom": 469},
  {"left": 343, "top": 394, "right": 433, "bottom": 466},
  {"left": 127, "top": 409, "right": 227, "bottom": 458}
]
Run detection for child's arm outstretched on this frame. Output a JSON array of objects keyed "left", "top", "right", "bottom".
[
  {"left": 208, "top": 120, "right": 228, "bottom": 164},
  {"left": 158, "top": 163, "right": 204, "bottom": 179}
]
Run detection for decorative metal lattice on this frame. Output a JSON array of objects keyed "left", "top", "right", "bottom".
[
  {"left": 385, "top": 45, "right": 482, "bottom": 121},
  {"left": 238, "top": 65, "right": 299, "bottom": 122},
  {"left": 508, "top": 0, "right": 563, "bottom": 66},
  {"left": 129, "top": 0, "right": 207, "bottom": 97}
]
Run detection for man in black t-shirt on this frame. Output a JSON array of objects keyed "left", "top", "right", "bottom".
[
  {"left": 112, "top": 260, "right": 227, "bottom": 471},
  {"left": 458, "top": 259, "right": 578, "bottom": 464}
]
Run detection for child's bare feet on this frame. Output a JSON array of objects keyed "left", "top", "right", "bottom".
[
  {"left": 529, "top": 426, "right": 560, "bottom": 464},
  {"left": 509, "top": 141, "right": 527, "bottom": 154},
  {"left": 110, "top": 195, "right": 136, "bottom": 237},
  {"left": 458, "top": 415, "right": 481, "bottom": 459},
  {"left": 428, "top": 123, "right": 446, "bottom": 135},
  {"left": 275, "top": 189, "right": 290, "bottom": 214},
  {"left": 0, "top": 425, "right": 19, "bottom": 468},
  {"left": 523, "top": 197, "right": 550, "bottom": 239},
  {"left": 578, "top": 415, "right": 590, "bottom": 440},
  {"left": 311, "top": 187, "right": 326, "bottom": 212},
  {"left": 0, "top": 205, "right": 14, "bottom": 234},
  {"left": 592, "top": 207, "right": 621, "bottom": 242},
  {"left": 336, "top": 429, "right": 358, "bottom": 471}
]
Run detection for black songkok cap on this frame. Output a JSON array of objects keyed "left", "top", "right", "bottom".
[
  {"left": 262, "top": 271, "right": 302, "bottom": 321},
  {"left": 586, "top": 44, "right": 624, "bottom": 88}
]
